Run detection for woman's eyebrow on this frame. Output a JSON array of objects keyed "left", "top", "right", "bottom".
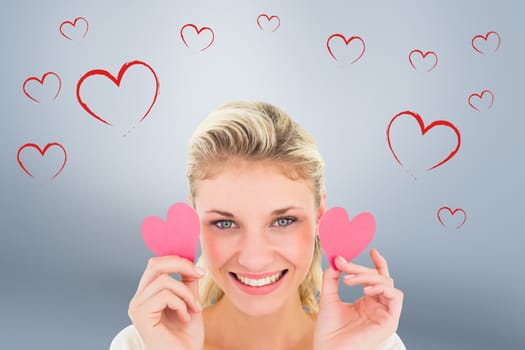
[
  {"left": 271, "top": 206, "right": 304, "bottom": 215},
  {"left": 205, "top": 209, "right": 235, "bottom": 218},
  {"left": 205, "top": 206, "right": 304, "bottom": 218}
]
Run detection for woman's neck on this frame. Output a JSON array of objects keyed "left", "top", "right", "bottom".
[{"left": 203, "top": 294, "right": 316, "bottom": 350}]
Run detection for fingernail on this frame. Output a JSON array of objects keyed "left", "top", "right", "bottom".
[
  {"left": 337, "top": 256, "right": 348, "bottom": 264},
  {"left": 195, "top": 266, "right": 205, "bottom": 276},
  {"left": 344, "top": 274, "right": 355, "bottom": 280}
]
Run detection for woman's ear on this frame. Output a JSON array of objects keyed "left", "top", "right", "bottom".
[
  {"left": 187, "top": 194, "right": 194, "bottom": 208},
  {"left": 317, "top": 191, "right": 327, "bottom": 223}
]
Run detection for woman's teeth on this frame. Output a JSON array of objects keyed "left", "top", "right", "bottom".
[{"left": 235, "top": 270, "right": 285, "bottom": 287}]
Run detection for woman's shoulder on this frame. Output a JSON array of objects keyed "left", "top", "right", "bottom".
[
  {"left": 109, "top": 324, "right": 145, "bottom": 350},
  {"left": 379, "top": 332, "right": 407, "bottom": 350},
  {"left": 108, "top": 323, "right": 406, "bottom": 350}
]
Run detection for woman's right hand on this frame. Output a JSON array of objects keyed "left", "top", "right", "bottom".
[{"left": 128, "top": 256, "right": 205, "bottom": 350}]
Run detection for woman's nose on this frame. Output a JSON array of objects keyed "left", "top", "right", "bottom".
[{"left": 237, "top": 232, "right": 275, "bottom": 271}]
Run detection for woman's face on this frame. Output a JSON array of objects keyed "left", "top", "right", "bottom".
[{"left": 192, "top": 159, "right": 325, "bottom": 316}]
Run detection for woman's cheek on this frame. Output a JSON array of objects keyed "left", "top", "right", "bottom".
[
  {"left": 200, "top": 230, "right": 231, "bottom": 266},
  {"left": 280, "top": 226, "right": 316, "bottom": 267}
]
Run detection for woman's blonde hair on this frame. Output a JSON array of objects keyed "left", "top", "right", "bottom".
[{"left": 186, "top": 100, "right": 325, "bottom": 314}]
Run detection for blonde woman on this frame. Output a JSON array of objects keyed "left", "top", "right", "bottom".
[{"left": 110, "top": 101, "right": 406, "bottom": 349}]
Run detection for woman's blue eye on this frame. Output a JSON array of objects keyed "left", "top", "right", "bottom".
[
  {"left": 213, "top": 220, "right": 235, "bottom": 229},
  {"left": 212, "top": 217, "right": 296, "bottom": 229},
  {"left": 274, "top": 217, "right": 296, "bottom": 227}
]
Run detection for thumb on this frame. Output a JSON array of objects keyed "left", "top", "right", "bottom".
[
  {"left": 319, "top": 265, "right": 342, "bottom": 307},
  {"left": 182, "top": 276, "right": 201, "bottom": 300},
  {"left": 180, "top": 266, "right": 205, "bottom": 301}
]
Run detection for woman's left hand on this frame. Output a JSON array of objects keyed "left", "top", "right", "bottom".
[{"left": 313, "top": 248, "right": 404, "bottom": 350}]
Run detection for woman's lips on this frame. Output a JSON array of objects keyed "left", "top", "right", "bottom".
[
  {"left": 231, "top": 269, "right": 287, "bottom": 279},
  {"left": 229, "top": 269, "right": 288, "bottom": 295}
]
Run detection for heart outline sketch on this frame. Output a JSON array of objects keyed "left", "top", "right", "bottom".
[
  {"left": 408, "top": 50, "right": 438, "bottom": 72},
  {"left": 386, "top": 110, "right": 461, "bottom": 171},
  {"left": 22, "top": 72, "right": 62, "bottom": 103},
  {"left": 180, "top": 23, "right": 215, "bottom": 51},
  {"left": 468, "top": 89, "right": 494, "bottom": 111},
  {"left": 326, "top": 34, "right": 366, "bottom": 63},
  {"left": 437, "top": 206, "right": 467, "bottom": 229},
  {"left": 76, "top": 60, "right": 160, "bottom": 126},
  {"left": 256, "top": 14, "right": 281, "bottom": 32},
  {"left": 17, "top": 142, "right": 67, "bottom": 180},
  {"left": 471, "top": 31, "right": 501, "bottom": 55},
  {"left": 59, "top": 17, "right": 89, "bottom": 40}
]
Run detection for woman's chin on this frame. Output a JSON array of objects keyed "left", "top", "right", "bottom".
[{"left": 231, "top": 298, "right": 286, "bottom": 317}]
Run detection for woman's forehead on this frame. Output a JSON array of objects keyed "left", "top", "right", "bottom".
[{"left": 195, "top": 161, "right": 316, "bottom": 212}]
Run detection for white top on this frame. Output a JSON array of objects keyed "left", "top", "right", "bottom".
[{"left": 110, "top": 324, "right": 407, "bottom": 350}]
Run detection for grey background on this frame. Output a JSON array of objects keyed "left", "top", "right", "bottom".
[{"left": 1, "top": 0, "right": 524, "bottom": 349}]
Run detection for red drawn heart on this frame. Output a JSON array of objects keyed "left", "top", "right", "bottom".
[
  {"left": 59, "top": 17, "right": 89, "bottom": 40},
  {"left": 76, "top": 60, "right": 159, "bottom": 126},
  {"left": 319, "top": 207, "right": 375, "bottom": 269},
  {"left": 326, "top": 34, "right": 366, "bottom": 63},
  {"left": 386, "top": 111, "right": 461, "bottom": 171},
  {"left": 471, "top": 31, "right": 501, "bottom": 55},
  {"left": 142, "top": 202, "right": 200, "bottom": 261},
  {"left": 409, "top": 50, "right": 438, "bottom": 72},
  {"left": 468, "top": 90, "right": 494, "bottom": 111},
  {"left": 22, "top": 72, "right": 62, "bottom": 103},
  {"left": 257, "top": 14, "right": 281, "bottom": 32},
  {"left": 180, "top": 24, "right": 215, "bottom": 51},
  {"left": 17, "top": 142, "right": 67, "bottom": 180},
  {"left": 437, "top": 207, "right": 467, "bottom": 229}
]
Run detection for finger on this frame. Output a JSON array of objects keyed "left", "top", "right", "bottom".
[
  {"left": 334, "top": 255, "right": 378, "bottom": 275},
  {"left": 363, "top": 284, "right": 404, "bottom": 317},
  {"left": 134, "top": 273, "right": 201, "bottom": 313},
  {"left": 370, "top": 248, "right": 390, "bottom": 278},
  {"left": 130, "top": 289, "right": 192, "bottom": 324},
  {"left": 319, "top": 265, "right": 342, "bottom": 307},
  {"left": 181, "top": 272, "right": 200, "bottom": 301},
  {"left": 342, "top": 272, "right": 394, "bottom": 288},
  {"left": 137, "top": 256, "right": 204, "bottom": 294}
]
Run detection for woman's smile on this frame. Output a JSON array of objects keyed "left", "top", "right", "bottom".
[{"left": 229, "top": 269, "right": 289, "bottom": 295}]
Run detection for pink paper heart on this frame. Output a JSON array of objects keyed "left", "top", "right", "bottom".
[
  {"left": 141, "top": 202, "right": 200, "bottom": 261},
  {"left": 319, "top": 207, "right": 375, "bottom": 269}
]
